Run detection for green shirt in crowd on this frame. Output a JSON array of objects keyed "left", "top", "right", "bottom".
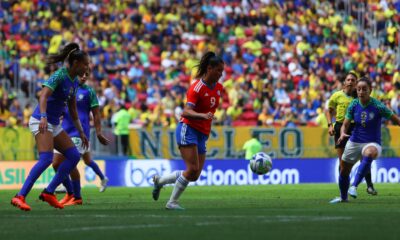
[
  {"left": 243, "top": 138, "right": 262, "bottom": 160},
  {"left": 113, "top": 108, "right": 131, "bottom": 135}
]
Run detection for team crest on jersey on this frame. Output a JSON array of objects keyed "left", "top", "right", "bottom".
[
  {"left": 217, "top": 90, "right": 221, "bottom": 96},
  {"left": 369, "top": 112, "right": 375, "bottom": 120},
  {"left": 78, "top": 94, "right": 84, "bottom": 101}
]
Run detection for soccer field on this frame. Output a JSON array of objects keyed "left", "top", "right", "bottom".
[{"left": 0, "top": 184, "right": 400, "bottom": 240}]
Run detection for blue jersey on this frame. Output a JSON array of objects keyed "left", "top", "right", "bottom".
[
  {"left": 345, "top": 98, "right": 393, "bottom": 144},
  {"left": 62, "top": 84, "right": 99, "bottom": 138},
  {"left": 32, "top": 67, "right": 78, "bottom": 125}
]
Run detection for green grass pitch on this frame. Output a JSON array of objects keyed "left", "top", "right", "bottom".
[{"left": 1, "top": 184, "right": 400, "bottom": 240}]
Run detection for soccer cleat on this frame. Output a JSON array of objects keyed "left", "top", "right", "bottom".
[
  {"left": 99, "top": 177, "right": 109, "bottom": 192},
  {"left": 367, "top": 186, "right": 378, "bottom": 195},
  {"left": 329, "top": 197, "right": 348, "bottom": 204},
  {"left": 39, "top": 192, "right": 64, "bottom": 209},
  {"left": 59, "top": 193, "right": 75, "bottom": 206},
  {"left": 165, "top": 201, "right": 185, "bottom": 210},
  {"left": 152, "top": 175, "right": 162, "bottom": 201},
  {"left": 11, "top": 195, "right": 31, "bottom": 211},
  {"left": 348, "top": 186, "right": 358, "bottom": 199},
  {"left": 64, "top": 197, "right": 83, "bottom": 206}
]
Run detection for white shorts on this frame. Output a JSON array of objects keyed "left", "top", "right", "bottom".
[
  {"left": 342, "top": 140, "right": 382, "bottom": 164},
  {"left": 29, "top": 116, "right": 63, "bottom": 137},
  {"left": 54, "top": 137, "right": 90, "bottom": 155}
]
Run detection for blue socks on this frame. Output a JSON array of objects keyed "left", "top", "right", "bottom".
[
  {"left": 62, "top": 177, "right": 74, "bottom": 194},
  {"left": 19, "top": 152, "right": 53, "bottom": 197},
  {"left": 87, "top": 161, "right": 105, "bottom": 180},
  {"left": 45, "top": 147, "right": 80, "bottom": 193},
  {"left": 353, "top": 156, "right": 374, "bottom": 188},
  {"left": 72, "top": 180, "right": 81, "bottom": 198},
  {"left": 339, "top": 173, "right": 350, "bottom": 201}
]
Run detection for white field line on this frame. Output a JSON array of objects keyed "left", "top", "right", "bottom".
[
  {"left": 2, "top": 214, "right": 353, "bottom": 221},
  {"left": 52, "top": 224, "right": 171, "bottom": 232}
]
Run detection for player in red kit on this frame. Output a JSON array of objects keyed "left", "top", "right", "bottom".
[{"left": 151, "top": 52, "right": 224, "bottom": 210}]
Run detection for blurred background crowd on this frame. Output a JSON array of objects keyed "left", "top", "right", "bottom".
[{"left": 1, "top": 0, "right": 400, "bottom": 129}]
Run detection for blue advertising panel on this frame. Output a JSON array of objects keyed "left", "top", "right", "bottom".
[{"left": 104, "top": 158, "right": 400, "bottom": 187}]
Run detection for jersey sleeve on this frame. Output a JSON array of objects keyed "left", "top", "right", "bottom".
[
  {"left": 345, "top": 99, "right": 357, "bottom": 120},
  {"left": 42, "top": 70, "right": 64, "bottom": 91},
  {"left": 88, "top": 86, "right": 100, "bottom": 108},
  {"left": 186, "top": 85, "right": 199, "bottom": 107},
  {"left": 327, "top": 92, "right": 338, "bottom": 109},
  {"left": 375, "top": 99, "right": 394, "bottom": 119}
]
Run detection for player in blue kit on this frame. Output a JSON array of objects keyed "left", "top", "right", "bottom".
[
  {"left": 330, "top": 77, "right": 400, "bottom": 203},
  {"left": 11, "top": 43, "right": 89, "bottom": 211},
  {"left": 53, "top": 70, "right": 110, "bottom": 206}
]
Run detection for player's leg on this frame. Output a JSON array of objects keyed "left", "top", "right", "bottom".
[
  {"left": 11, "top": 130, "right": 54, "bottom": 211},
  {"left": 166, "top": 145, "right": 198, "bottom": 210},
  {"left": 53, "top": 152, "right": 75, "bottom": 205},
  {"left": 83, "top": 152, "right": 108, "bottom": 192},
  {"left": 330, "top": 141, "right": 359, "bottom": 203},
  {"left": 352, "top": 144, "right": 380, "bottom": 189},
  {"left": 152, "top": 123, "right": 187, "bottom": 201},
  {"left": 64, "top": 167, "right": 83, "bottom": 206},
  {"left": 40, "top": 131, "right": 80, "bottom": 208}
]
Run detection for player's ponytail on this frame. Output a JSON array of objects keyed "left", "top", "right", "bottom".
[
  {"left": 194, "top": 51, "right": 224, "bottom": 79},
  {"left": 46, "top": 42, "right": 87, "bottom": 66}
]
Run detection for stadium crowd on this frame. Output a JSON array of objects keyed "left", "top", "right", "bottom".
[{"left": 1, "top": 0, "right": 400, "bottom": 129}]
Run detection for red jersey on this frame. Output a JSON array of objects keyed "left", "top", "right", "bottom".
[{"left": 181, "top": 79, "right": 223, "bottom": 135}]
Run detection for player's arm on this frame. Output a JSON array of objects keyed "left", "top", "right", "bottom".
[
  {"left": 67, "top": 97, "right": 89, "bottom": 149},
  {"left": 390, "top": 114, "right": 400, "bottom": 125},
  {"left": 326, "top": 94, "right": 337, "bottom": 136},
  {"left": 38, "top": 87, "right": 53, "bottom": 133},
  {"left": 91, "top": 107, "right": 110, "bottom": 145},
  {"left": 182, "top": 104, "right": 213, "bottom": 120},
  {"left": 326, "top": 107, "right": 335, "bottom": 136}
]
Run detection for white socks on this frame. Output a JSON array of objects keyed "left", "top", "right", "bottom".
[
  {"left": 169, "top": 173, "right": 189, "bottom": 203},
  {"left": 158, "top": 171, "right": 181, "bottom": 186}
]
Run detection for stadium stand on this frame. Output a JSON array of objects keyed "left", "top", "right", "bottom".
[{"left": 0, "top": 0, "right": 400, "bottom": 130}]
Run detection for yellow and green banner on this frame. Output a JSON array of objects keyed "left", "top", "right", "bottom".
[{"left": 129, "top": 126, "right": 400, "bottom": 159}]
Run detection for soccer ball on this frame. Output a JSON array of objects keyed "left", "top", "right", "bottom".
[{"left": 250, "top": 152, "right": 272, "bottom": 175}]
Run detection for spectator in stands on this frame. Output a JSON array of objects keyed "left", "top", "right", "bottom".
[
  {"left": 243, "top": 132, "right": 262, "bottom": 160},
  {"left": 112, "top": 104, "right": 132, "bottom": 156}
]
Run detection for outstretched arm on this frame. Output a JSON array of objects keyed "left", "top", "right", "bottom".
[{"left": 92, "top": 106, "right": 110, "bottom": 145}]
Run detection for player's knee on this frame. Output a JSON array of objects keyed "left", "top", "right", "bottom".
[
  {"left": 363, "top": 147, "right": 378, "bottom": 159},
  {"left": 63, "top": 147, "right": 81, "bottom": 164}
]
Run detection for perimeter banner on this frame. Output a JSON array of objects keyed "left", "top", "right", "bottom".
[
  {"left": 0, "top": 160, "right": 105, "bottom": 190},
  {"left": 0, "top": 127, "right": 35, "bottom": 161},
  {"left": 106, "top": 158, "right": 400, "bottom": 187},
  {"left": 128, "top": 126, "right": 400, "bottom": 159}
]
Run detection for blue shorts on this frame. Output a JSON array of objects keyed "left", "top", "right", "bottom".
[{"left": 176, "top": 122, "right": 208, "bottom": 154}]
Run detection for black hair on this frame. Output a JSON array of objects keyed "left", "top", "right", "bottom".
[
  {"left": 46, "top": 42, "right": 88, "bottom": 66},
  {"left": 357, "top": 76, "right": 372, "bottom": 89},
  {"left": 342, "top": 71, "right": 358, "bottom": 83},
  {"left": 194, "top": 51, "right": 224, "bottom": 79}
]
